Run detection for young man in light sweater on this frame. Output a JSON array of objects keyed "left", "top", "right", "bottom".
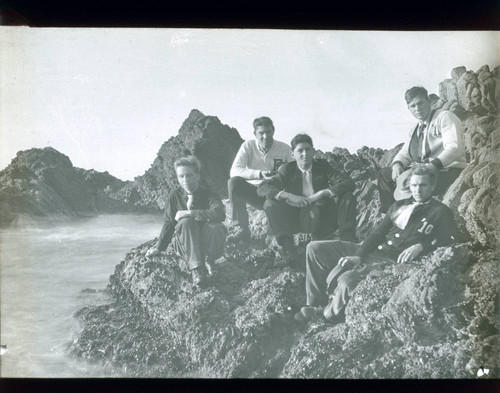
[
  {"left": 227, "top": 117, "right": 293, "bottom": 243},
  {"left": 377, "top": 86, "right": 467, "bottom": 213}
]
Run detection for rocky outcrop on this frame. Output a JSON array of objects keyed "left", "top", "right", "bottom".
[
  {"left": 0, "top": 147, "right": 154, "bottom": 226},
  {"left": 113, "top": 109, "right": 243, "bottom": 210},
  {"left": 71, "top": 65, "right": 499, "bottom": 378},
  {"left": 0, "top": 110, "right": 243, "bottom": 225}
]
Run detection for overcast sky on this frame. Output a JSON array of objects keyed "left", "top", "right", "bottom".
[{"left": 1, "top": 28, "right": 497, "bottom": 180}]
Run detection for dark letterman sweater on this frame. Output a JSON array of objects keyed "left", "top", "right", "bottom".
[{"left": 355, "top": 197, "right": 458, "bottom": 260}]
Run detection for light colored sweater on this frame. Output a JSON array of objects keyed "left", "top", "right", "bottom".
[
  {"left": 230, "top": 139, "right": 293, "bottom": 185},
  {"left": 392, "top": 109, "right": 467, "bottom": 170}
]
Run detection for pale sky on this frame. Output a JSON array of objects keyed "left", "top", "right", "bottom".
[{"left": 0, "top": 28, "right": 497, "bottom": 180}]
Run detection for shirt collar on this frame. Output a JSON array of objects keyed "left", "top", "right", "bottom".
[
  {"left": 409, "top": 197, "right": 432, "bottom": 205},
  {"left": 257, "top": 140, "right": 274, "bottom": 155},
  {"left": 297, "top": 164, "right": 312, "bottom": 174}
]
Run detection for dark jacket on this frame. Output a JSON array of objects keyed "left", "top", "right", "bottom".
[
  {"left": 157, "top": 186, "right": 225, "bottom": 251},
  {"left": 355, "top": 197, "right": 458, "bottom": 260},
  {"left": 257, "top": 159, "right": 355, "bottom": 200}
]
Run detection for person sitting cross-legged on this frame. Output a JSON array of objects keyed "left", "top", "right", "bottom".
[
  {"left": 258, "top": 133, "right": 357, "bottom": 268},
  {"left": 146, "top": 156, "right": 227, "bottom": 287},
  {"left": 295, "top": 163, "right": 458, "bottom": 323}
]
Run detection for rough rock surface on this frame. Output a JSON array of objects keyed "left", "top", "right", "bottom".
[
  {"left": 0, "top": 147, "right": 155, "bottom": 226},
  {"left": 70, "top": 65, "right": 499, "bottom": 378}
]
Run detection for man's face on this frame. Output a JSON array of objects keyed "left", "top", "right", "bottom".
[
  {"left": 254, "top": 125, "right": 275, "bottom": 150},
  {"left": 409, "top": 174, "right": 435, "bottom": 203},
  {"left": 176, "top": 165, "right": 200, "bottom": 195},
  {"left": 407, "top": 95, "right": 432, "bottom": 122},
  {"left": 292, "top": 142, "right": 314, "bottom": 170}
]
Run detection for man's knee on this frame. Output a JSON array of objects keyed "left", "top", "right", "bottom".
[
  {"left": 306, "top": 240, "right": 343, "bottom": 260},
  {"left": 263, "top": 197, "right": 281, "bottom": 212},
  {"left": 175, "top": 217, "right": 198, "bottom": 232},
  {"left": 228, "top": 176, "right": 247, "bottom": 193}
]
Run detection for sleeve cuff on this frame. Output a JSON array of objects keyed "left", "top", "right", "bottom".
[{"left": 392, "top": 161, "right": 405, "bottom": 168}]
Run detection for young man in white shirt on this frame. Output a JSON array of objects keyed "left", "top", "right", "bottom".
[{"left": 227, "top": 117, "right": 293, "bottom": 243}]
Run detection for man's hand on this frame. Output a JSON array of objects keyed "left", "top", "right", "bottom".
[
  {"left": 397, "top": 243, "right": 424, "bottom": 264},
  {"left": 146, "top": 248, "right": 160, "bottom": 259},
  {"left": 175, "top": 210, "right": 193, "bottom": 221},
  {"left": 260, "top": 170, "right": 277, "bottom": 180},
  {"left": 306, "top": 189, "right": 332, "bottom": 204},
  {"left": 391, "top": 163, "right": 404, "bottom": 181},
  {"left": 338, "top": 256, "right": 361, "bottom": 269},
  {"left": 284, "top": 194, "right": 311, "bottom": 208}
]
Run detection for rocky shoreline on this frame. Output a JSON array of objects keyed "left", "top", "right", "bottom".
[
  {"left": 72, "top": 65, "right": 499, "bottom": 378},
  {"left": 3, "top": 65, "right": 499, "bottom": 377}
]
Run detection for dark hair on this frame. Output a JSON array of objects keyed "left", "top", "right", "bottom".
[
  {"left": 404, "top": 86, "right": 429, "bottom": 104},
  {"left": 174, "top": 155, "right": 201, "bottom": 174},
  {"left": 409, "top": 163, "right": 437, "bottom": 186},
  {"left": 253, "top": 117, "right": 275, "bottom": 131},
  {"left": 291, "top": 133, "right": 313, "bottom": 151}
]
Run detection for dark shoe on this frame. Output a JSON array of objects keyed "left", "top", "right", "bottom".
[
  {"left": 323, "top": 301, "right": 346, "bottom": 324},
  {"left": 191, "top": 267, "right": 208, "bottom": 286},
  {"left": 227, "top": 226, "right": 251, "bottom": 243},
  {"left": 294, "top": 306, "right": 324, "bottom": 323}
]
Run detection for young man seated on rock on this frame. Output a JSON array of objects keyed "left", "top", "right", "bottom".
[
  {"left": 227, "top": 116, "right": 293, "bottom": 243},
  {"left": 146, "top": 156, "right": 226, "bottom": 287},
  {"left": 377, "top": 86, "right": 467, "bottom": 213},
  {"left": 257, "top": 133, "right": 357, "bottom": 268},
  {"left": 295, "top": 163, "right": 458, "bottom": 323}
]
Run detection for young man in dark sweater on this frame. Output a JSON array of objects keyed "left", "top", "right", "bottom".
[{"left": 146, "top": 156, "right": 226, "bottom": 287}]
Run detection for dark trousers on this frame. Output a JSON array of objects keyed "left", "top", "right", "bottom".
[
  {"left": 378, "top": 166, "right": 463, "bottom": 213},
  {"left": 305, "top": 240, "right": 393, "bottom": 313},
  {"left": 227, "top": 176, "right": 266, "bottom": 229},
  {"left": 263, "top": 192, "right": 357, "bottom": 245},
  {"left": 171, "top": 218, "right": 227, "bottom": 270}
]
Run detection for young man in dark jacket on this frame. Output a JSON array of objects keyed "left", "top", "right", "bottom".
[
  {"left": 296, "top": 163, "right": 458, "bottom": 323},
  {"left": 146, "top": 156, "right": 226, "bottom": 286},
  {"left": 258, "top": 133, "right": 357, "bottom": 268}
]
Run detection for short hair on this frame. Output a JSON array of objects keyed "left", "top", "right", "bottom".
[
  {"left": 405, "top": 86, "right": 429, "bottom": 104},
  {"left": 174, "top": 155, "right": 201, "bottom": 174},
  {"left": 409, "top": 163, "right": 437, "bottom": 186},
  {"left": 291, "top": 133, "right": 313, "bottom": 151},
  {"left": 253, "top": 117, "right": 275, "bottom": 131}
]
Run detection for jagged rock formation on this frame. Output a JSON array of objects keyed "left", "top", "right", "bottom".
[
  {"left": 71, "top": 65, "right": 499, "bottom": 378},
  {"left": 114, "top": 109, "right": 243, "bottom": 210},
  {"left": 0, "top": 147, "right": 154, "bottom": 226}
]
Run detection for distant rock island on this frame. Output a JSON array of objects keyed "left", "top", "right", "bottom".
[{"left": 3, "top": 65, "right": 499, "bottom": 377}]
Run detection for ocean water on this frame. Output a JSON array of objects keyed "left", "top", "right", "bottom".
[{"left": 0, "top": 214, "right": 163, "bottom": 377}]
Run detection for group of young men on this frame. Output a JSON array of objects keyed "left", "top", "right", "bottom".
[{"left": 146, "top": 86, "right": 465, "bottom": 325}]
